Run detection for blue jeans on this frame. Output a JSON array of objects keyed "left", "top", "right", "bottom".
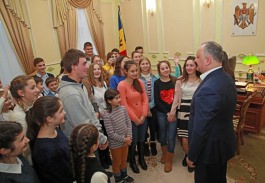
[
  {"left": 157, "top": 111, "right": 177, "bottom": 153},
  {"left": 131, "top": 119, "right": 148, "bottom": 145}
]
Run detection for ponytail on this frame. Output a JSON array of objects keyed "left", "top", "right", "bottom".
[
  {"left": 132, "top": 79, "right": 143, "bottom": 93},
  {"left": 26, "top": 108, "right": 41, "bottom": 148},
  {"left": 25, "top": 96, "right": 61, "bottom": 148}
]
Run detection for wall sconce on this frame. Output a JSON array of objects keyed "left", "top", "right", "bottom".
[
  {"left": 203, "top": 0, "right": 212, "bottom": 8},
  {"left": 146, "top": 0, "right": 156, "bottom": 16}
]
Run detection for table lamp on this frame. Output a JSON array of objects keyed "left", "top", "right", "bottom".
[{"left": 242, "top": 55, "right": 260, "bottom": 81}]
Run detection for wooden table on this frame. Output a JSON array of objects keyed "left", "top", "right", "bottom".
[{"left": 236, "top": 83, "right": 265, "bottom": 134}]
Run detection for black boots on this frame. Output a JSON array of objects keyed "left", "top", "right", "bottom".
[
  {"left": 129, "top": 144, "right": 140, "bottom": 173},
  {"left": 182, "top": 154, "right": 194, "bottom": 173},
  {"left": 150, "top": 142, "right": 157, "bottom": 156},
  {"left": 129, "top": 143, "right": 148, "bottom": 173},
  {"left": 182, "top": 154, "right": 187, "bottom": 167},
  {"left": 188, "top": 167, "right": 195, "bottom": 173},
  {"left": 145, "top": 142, "right": 157, "bottom": 156},
  {"left": 144, "top": 143, "right": 150, "bottom": 156},
  {"left": 138, "top": 142, "right": 148, "bottom": 170}
]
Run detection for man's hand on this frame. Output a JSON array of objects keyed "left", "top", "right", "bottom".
[{"left": 186, "top": 156, "right": 195, "bottom": 168}]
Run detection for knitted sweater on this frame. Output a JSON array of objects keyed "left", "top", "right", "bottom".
[
  {"left": 32, "top": 128, "right": 73, "bottom": 183},
  {"left": 103, "top": 106, "right": 132, "bottom": 149},
  {"left": 154, "top": 79, "right": 176, "bottom": 114},
  {"left": 117, "top": 79, "right": 148, "bottom": 122}
]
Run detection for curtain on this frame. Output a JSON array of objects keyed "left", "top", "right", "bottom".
[
  {"left": 52, "top": 0, "right": 105, "bottom": 59},
  {"left": 0, "top": 0, "right": 34, "bottom": 75},
  {"left": 0, "top": 20, "right": 24, "bottom": 85},
  {"left": 85, "top": 0, "right": 106, "bottom": 61},
  {"left": 76, "top": 8, "right": 98, "bottom": 55},
  {"left": 52, "top": 0, "right": 77, "bottom": 57},
  {"left": 68, "top": 0, "right": 92, "bottom": 8}
]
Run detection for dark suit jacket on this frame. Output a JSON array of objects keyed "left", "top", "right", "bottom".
[{"left": 188, "top": 68, "right": 237, "bottom": 165}]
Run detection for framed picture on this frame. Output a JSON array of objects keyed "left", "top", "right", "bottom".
[{"left": 231, "top": 0, "right": 258, "bottom": 36}]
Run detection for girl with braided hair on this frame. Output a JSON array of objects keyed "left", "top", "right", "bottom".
[
  {"left": 26, "top": 96, "right": 73, "bottom": 183},
  {"left": 70, "top": 124, "right": 110, "bottom": 183}
]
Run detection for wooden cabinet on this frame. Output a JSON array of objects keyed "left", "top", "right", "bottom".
[{"left": 236, "top": 85, "right": 265, "bottom": 134}]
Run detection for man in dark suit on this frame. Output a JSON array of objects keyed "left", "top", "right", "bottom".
[{"left": 187, "top": 41, "right": 237, "bottom": 183}]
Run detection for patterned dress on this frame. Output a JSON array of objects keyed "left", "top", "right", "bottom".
[{"left": 177, "top": 80, "right": 200, "bottom": 138}]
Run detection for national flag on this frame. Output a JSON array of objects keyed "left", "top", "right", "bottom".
[{"left": 118, "top": 6, "right": 127, "bottom": 56}]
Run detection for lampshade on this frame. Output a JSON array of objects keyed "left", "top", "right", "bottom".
[{"left": 242, "top": 55, "right": 260, "bottom": 65}]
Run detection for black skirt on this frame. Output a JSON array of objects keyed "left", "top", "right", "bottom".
[{"left": 177, "top": 99, "right": 191, "bottom": 138}]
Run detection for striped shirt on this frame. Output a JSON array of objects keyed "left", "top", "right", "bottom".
[
  {"left": 147, "top": 80, "right": 151, "bottom": 101},
  {"left": 141, "top": 73, "right": 152, "bottom": 101},
  {"left": 103, "top": 106, "right": 132, "bottom": 149}
]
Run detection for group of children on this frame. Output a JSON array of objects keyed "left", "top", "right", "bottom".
[
  {"left": 0, "top": 43, "right": 201, "bottom": 183},
  {"left": 0, "top": 45, "right": 143, "bottom": 183},
  {"left": 33, "top": 76, "right": 59, "bottom": 97},
  {"left": 0, "top": 89, "right": 132, "bottom": 183}
]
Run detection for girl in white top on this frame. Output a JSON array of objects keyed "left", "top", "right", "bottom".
[
  {"left": 3, "top": 75, "right": 40, "bottom": 164},
  {"left": 168, "top": 56, "right": 201, "bottom": 172},
  {"left": 86, "top": 63, "right": 112, "bottom": 169},
  {"left": 4, "top": 75, "right": 40, "bottom": 134},
  {"left": 87, "top": 63, "right": 108, "bottom": 119}
]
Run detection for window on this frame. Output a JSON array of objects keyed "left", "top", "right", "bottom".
[
  {"left": 0, "top": 20, "right": 24, "bottom": 86},
  {"left": 76, "top": 8, "right": 98, "bottom": 54}
]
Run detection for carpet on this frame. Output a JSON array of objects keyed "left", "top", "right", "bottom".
[
  {"left": 227, "top": 134, "right": 265, "bottom": 183},
  {"left": 106, "top": 133, "right": 265, "bottom": 183}
]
